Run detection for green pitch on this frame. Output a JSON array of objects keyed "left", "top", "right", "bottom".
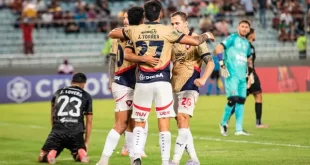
[{"left": 1, "top": 93, "right": 310, "bottom": 165}]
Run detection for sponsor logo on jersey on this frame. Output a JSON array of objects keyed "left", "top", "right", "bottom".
[
  {"left": 60, "top": 117, "right": 78, "bottom": 123},
  {"left": 139, "top": 73, "right": 164, "bottom": 81}
]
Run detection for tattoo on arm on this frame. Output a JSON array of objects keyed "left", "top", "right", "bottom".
[
  {"left": 193, "top": 33, "right": 209, "bottom": 45},
  {"left": 202, "top": 55, "right": 213, "bottom": 65},
  {"left": 108, "top": 55, "right": 116, "bottom": 82}
]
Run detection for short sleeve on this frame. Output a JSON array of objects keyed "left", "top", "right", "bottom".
[
  {"left": 84, "top": 95, "right": 93, "bottom": 115},
  {"left": 110, "top": 39, "right": 118, "bottom": 56},
  {"left": 164, "top": 27, "right": 185, "bottom": 43},
  {"left": 221, "top": 34, "right": 235, "bottom": 49},
  {"left": 123, "top": 26, "right": 135, "bottom": 41},
  {"left": 197, "top": 42, "right": 211, "bottom": 59},
  {"left": 125, "top": 40, "right": 135, "bottom": 52}
]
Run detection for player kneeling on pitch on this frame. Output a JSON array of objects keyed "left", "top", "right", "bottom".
[{"left": 38, "top": 73, "right": 93, "bottom": 164}]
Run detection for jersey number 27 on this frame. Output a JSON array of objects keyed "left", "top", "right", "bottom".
[{"left": 136, "top": 40, "right": 164, "bottom": 58}]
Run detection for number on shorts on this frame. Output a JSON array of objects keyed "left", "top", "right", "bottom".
[
  {"left": 116, "top": 44, "right": 124, "bottom": 67},
  {"left": 181, "top": 98, "right": 192, "bottom": 107},
  {"left": 135, "top": 40, "right": 164, "bottom": 58},
  {"left": 57, "top": 95, "right": 81, "bottom": 117}
]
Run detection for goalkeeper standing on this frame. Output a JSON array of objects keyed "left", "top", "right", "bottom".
[{"left": 214, "top": 20, "right": 252, "bottom": 136}]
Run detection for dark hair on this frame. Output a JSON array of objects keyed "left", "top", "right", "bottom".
[
  {"left": 171, "top": 11, "right": 188, "bottom": 22},
  {"left": 72, "top": 73, "right": 87, "bottom": 83},
  {"left": 246, "top": 28, "right": 255, "bottom": 38},
  {"left": 239, "top": 19, "right": 251, "bottom": 27},
  {"left": 144, "top": 0, "right": 162, "bottom": 22},
  {"left": 127, "top": 6, "right": 144, "bottom": 25}
]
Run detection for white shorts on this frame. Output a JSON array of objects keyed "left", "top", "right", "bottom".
[
  {"left": 131, "top": 82, "right": 176, "bottom": 122},
  {"left": 112, "top": 82, "right": 134, "bottom": 112},
  {"left": 173, "top": 90, "right": 199, "bottom": 117}
]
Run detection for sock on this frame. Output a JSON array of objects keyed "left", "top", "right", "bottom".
[
  {"left": 172, "top": 128, "right": 190, "bottom": 164},
  {"left": 142, "top": 121, "right": 148, "bottom": 153},
  {"left": 228, "top": 105, "right": 236, "bottom": 121},
  {"left": 207, "top": 83, "right": 213, "bottom": 94},
  {"left": 98, "top": 129, "right": 121, "bottom": 165},
  {"left": 235, "top": 103, "right": 245, "bottom": 132},
  {"left": 220, "top": 103, "right": 235, "bottom": 126},
  {"left": 133, "top": 127, "right": 145, "bottom": 160},
  {"left": 125, "top": 131, "right": 134, "bottom": 158},
  {"left": 255, "top": 103, "right": 262, "bottom": 125},
  {"left": 185, "top": 130, "right": 199, "bottom": 162},
  {"left": 159, "top": 132, "right": 171, "bottom": 165}
]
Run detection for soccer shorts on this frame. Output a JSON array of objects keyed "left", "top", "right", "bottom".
[
  {"left": 131, "top": 82, "right": 175, "bottom": 122},
  {"left": 41, "top": 131, "right": 86, "bottom": 158},
  {"left": 225, "top": 77, "right": 247, "bottom": 98},
  {"left": 173, "top": 90, "right": 199, "bottom": 117},
  {"left": 210, "top": 70, "right": 220, "bottom": 80},
  {"left": 112, "top": 82, "right": 134, "bottom": 112},
  {"left": 247, "top": 72, "right": 262, "bottom": 95}
]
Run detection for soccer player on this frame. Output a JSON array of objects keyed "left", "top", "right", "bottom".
[
  {"left": 97, "top": 7, "right": 158, "bottom": 165},
  {"left": 207, "top": 55, "right": 221, "bottom": 95},
  {"left": 169, "top": 12, "right": 215, "bottom": 165},
  {"left": 109, "top": 1, "right": 214, "bottom": 164},
  {"left": 38, "top": 73, "right": 92, "bottom": 164},
  {"left": 215, "top": 20, "right": 252, "bottom": 136},
  {"left": 230, "top": 28, "right": 268, "bottom": 128}
]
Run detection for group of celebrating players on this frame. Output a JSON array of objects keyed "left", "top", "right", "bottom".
[{"left": 37, "top": 0, "right": 267, "bottom": 165}]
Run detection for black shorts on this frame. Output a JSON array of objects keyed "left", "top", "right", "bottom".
[
  {"left": 247, "top": 72, "right": 262, "bottom": 96},
  {"left": 41, "top": 131, "right": 86, "bottom": 157},
  {"left": 210, "top": 70, "right": 220, "bottom": 80}
]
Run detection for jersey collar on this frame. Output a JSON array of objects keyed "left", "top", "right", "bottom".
[{"left": 144, "top": 22, "right": 160, "bottom": 24}]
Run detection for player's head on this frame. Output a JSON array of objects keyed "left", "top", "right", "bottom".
[
  {"left": 127, "top": 6, "right": 144, "bottom": 25},
  {"left": 123, "top": 11, "right": 129, "bottom": 27},
  {"left": 144, "top": 0, "right": 163, "bottom": 22},
  {"left": 246, "top": 28, "right": 256, "bottom": 42},
  {"left": 71, "top": 73, "right": 87, "bottom": 89},
  {"left": 238, "top": 20, "right": 251, "bottom": 37},
  {"left": 171, "top": 11, "right": 188, "bottom": 33}
]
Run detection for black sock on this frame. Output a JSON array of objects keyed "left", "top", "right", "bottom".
[{"left": 255, "top": 103, "right": 262, "bottom": 125}]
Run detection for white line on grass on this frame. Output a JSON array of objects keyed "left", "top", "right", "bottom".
[{"left": 1, "top": 122, "right": 310, "bottom": 149}]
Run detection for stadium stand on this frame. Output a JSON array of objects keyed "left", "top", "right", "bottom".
[{"left": 0, "top": 0, "right": 309, "bottom": 68}]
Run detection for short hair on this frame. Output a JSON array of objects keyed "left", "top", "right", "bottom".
[
  {"left": 127, "top": 6, "right": 144, "bottom": 25},
  {"left": 246, "top": 28, "right": 255, "bottom": 38},
  {"left": 239, "top": 19, "right": 251, "bottom": 27},
  {"left": 171, "top": 11, "right": 188, "bottom": 22},
  {"left": 72, "top": 73, "right": 87, "bottom": 83},
  {"left": 144, "top": 0, "right": 162, "bottom": 22}
]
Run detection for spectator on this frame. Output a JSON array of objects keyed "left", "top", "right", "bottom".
[
  {"left": 308, "top": 0, "right": 310, "bottom": 11},
  {"left": 53, "top": 9, "right": 62, "bottom": 28},
  {"left": 87, "top": 5, "right": 97, "bottom": 32},
  {"left": 166, "top": 0, "right": 177, "bottom": 17},
  {"left": 258, "top": 0, "right": 267, "bottom": 28},
  {"left": 41, "top": 10, "right": 53, "bottom": 29},
  {"left": 280, "top": 8, "right": 293, "bottom": 25},
  {"left": 206, "top": 0, "right": 220, "bottom": 16},
  {"left": 10, "top": 0, "right": 23, "bottom": 15},
  {"left": 22, "top": 3, "right": 37, "bottom": 19},
  {"left": 214, "top": 19, "right": 230, "bottom": 36},
  {"left": 241, "top": 0, "right": 254, "bottom": 21},
  {"left": 180, "top": 3, "right": 192, "bottom": 15},
  {"left": 21, "top": 18, "right": 34, "bottom": 55},
  {"left": 64, "top": 11, "right": 79, "bottom": 34},
  {"left": 75, "top": 8, "right": 87, "bottom": 31},
  {"left": 296, "top": 31, "right": 307, "bottom": 59},
  {"left": 75, "top": 0, "right": 86, "bottom": 12},
  {"left": 35, "top": 0, "right": 46, "bottom": 12},
  {"left": 58, "top": 59, "right": 74, "bottom": 74},
  {"left": 278, "top": 20, "right": 288, "bottom": 41},
  {"left": 96, "top": 0, "right": 110, "bottom": 16}
]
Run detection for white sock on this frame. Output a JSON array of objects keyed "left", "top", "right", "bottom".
[
  {"left": 133, "top": 127, "right": 145, "bottom": 160},
  {"left": 172, "top": 128, "right": 189, "bottom": 164},
  {"left": 185, "top": 130, "right": 199, "bottom": 162},
  {"left": 159, "top": 131, "right": 171, "bottom": 165},
  {"left": 98, "top": 129, "right": 121, "bottom": 165},
  {"left": 142, "top": 121, "right": 148, "bottom": 153},
  {"left": 125, "top": 131, "right": 134, "bottom": 158}
]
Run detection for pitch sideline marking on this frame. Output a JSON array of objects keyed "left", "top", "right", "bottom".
[{"left": 1, "top": 122, "right": 310, "bottom": 149}]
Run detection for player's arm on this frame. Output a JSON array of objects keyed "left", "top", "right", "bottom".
[
  {"left": 214, "top": 43, "right": 230, "bottom": 78},
  {"left": 178, "top": 32, "right": 215, "bottom": 46},
  {"left": 124, "top": 41, "right": 159, "bottom": 67},
  {"left": 108, "top": 27, "right": 126, "bottom": 39},
  {"left": 84, "top": 96, "right": 93, "bottom": 150},
  {"left": 108, "top": 39, "right": 117, "bottom": 90},
  {"left": 50, "top": 92, "right": 57, "bottom": 126}
]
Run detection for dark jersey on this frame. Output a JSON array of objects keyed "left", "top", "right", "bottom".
[
  {"left": 250, "top": 43, "right": 256, "bottom": 70},
  {"left": 51, "top": 86, "right": 93, "bottom": 133}
]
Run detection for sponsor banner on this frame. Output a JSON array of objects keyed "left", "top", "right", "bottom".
[
  {"left": 0, "top": 73, "right": 111, "bottom": 103},
  {"left": 0, "top": 66, "right": 309, "bottom": 103}
]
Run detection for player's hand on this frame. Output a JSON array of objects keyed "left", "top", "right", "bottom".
[
  {"left": 219, "top": 60, "right": 230, "bottom": 78},
  {"left": 85, "top": 143, "right": 89, "bottom": 151},
  {"left": 141, "top": 55, "right": 160, "bottom": 67},
  {"left": 204, "top": 32, "right": 215, "bottom": 42},
  {"left": 247, "top": 73, "right": 255, "bottom": 88},
  {"left": 194, "top": 78, "right": 207, "bottom": 87}
]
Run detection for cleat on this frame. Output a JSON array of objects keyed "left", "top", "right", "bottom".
[
  {"left": 141, "top": 151, "right": 147, "bottom": 158},
  {"left": 185, "top": 159, "right": 200, "bottom": 165},
  {"left": 133, "top": 158, "right": 142, "bottom": 165},
  {"left": 47, "top": 150, "right": 57, "bottom": 164},
  {"left": 235, "top": 130, "right": 251, "bottom": 136},
  {"left": 219, "top": 124, "right": 228, "bottom": 136},
  {"left": 78, "top": 149, "right": 89, "bottom": 163},
  {"left": 256, "top": 124, "right": 268, "bottom": 128},
  {"left": 121, "top": 144, "right": 129, "bottom": 156}
]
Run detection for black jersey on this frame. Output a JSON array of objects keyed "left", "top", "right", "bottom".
[
  {"left": 51, "top": 86, "right": 93, "bottom": 133},
  {"left": 250, "top": 43, "right": 256, "bottom": 70}
]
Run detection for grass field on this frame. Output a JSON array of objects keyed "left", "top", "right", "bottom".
[{"left": 1, "top": 93, "right": 310, "bottom": 165}]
